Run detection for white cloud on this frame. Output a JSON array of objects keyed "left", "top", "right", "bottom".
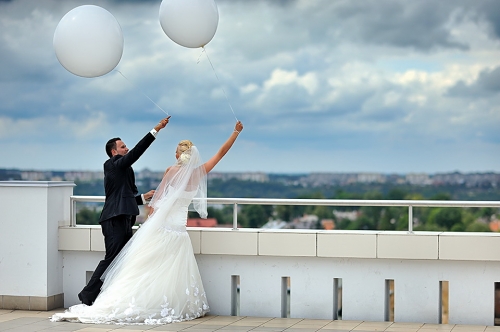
[
  {"left": 1, "top": 0, "right": 500, "bottom": 173},
  {"left": 261, "top": 68, "right": 318, "bottom": 95},
  {"left": 240, "top": 83, "right": 258, "bottom": 94}
]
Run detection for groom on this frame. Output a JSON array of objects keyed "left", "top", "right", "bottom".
[{"left": 78, "top": 116, "right": 171, "bottom": 306}]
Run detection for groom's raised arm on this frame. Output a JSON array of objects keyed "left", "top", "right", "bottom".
[{"left": 115, "top": 116, "right": 171, "bottom": 169}]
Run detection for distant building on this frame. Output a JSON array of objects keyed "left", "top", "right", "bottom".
[
  {"left": 187, "top": 218, "right": 218, "bottom": 227},
  {"left": 489, "top": 220, "right": 500, "bottom": 232},
  {"left": 406, "top": 173, "right": 432, "bottom": 185},
  {"left": 288, "top": 214, "right": 318, "bottom": 229},
  {"left": 357, "top": 173, "right": 386, "bottom": 183},
  {"left": 21, "top": 171, "right": 50, "bottom": 181},
  {"left": 64, "top": 171, "right": 103, "bottom": 182},
  {"left": 333, "top": 210, "right": 359, "bottom": 221},
  {"left": 3, "top": 168, "right": 500, "bottom": 188},
  {"left": 261, "top": 220, "right": 288, "bottom": 229},
  {"left": 208, "top": 172, "right": 269, "bottom": 182},
  {"left": 136, "top": 168, "right": 163, "bottom": 181},
  {"left": 321, "top": 219, "right": 335, "bottom": 230}
]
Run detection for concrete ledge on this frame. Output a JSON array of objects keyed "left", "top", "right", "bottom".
[
  {"left": 1, "top": 294, "right": 64, "bottom": 310},
  {"left": 259, "top": 230, "right": 317, "bottom": 256},
  {"left": 58, "top": 227, "right": 500, "bottom": 261},
  {"left": 377, "top": 232, "right": 439, "bottom": 260},
  {"left": 439, "top": 232, "right": 500, "bottom": 261},
  {"left": 90, "top": 227, "right": 105, "bottom": 251},
  {"left": 201, "top": 228, "right": 258, "bottom": 255},
  {"left": 318, "top": 231, "right": 377, "bottom": 258},
  {"left": 59, "top": 227, "right": 90, "bottom": 251}
]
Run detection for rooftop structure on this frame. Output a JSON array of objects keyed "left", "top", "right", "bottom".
[
  {"left": 0, "top": 310, "right": 496, "bottom": 331},
  {"left": 1, "top": 181, "right": 500, "bottom": 328}
]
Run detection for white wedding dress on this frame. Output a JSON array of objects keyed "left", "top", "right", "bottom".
[{"left": 51, "top": 188, "right": 209, "bottom": 325}]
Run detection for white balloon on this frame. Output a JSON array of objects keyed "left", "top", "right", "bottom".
[
  {"left": 53, "top": 5, "right": 124, "bottom": 78},
  {"left": 159, "top": 0, "right": 219, "bottom": 48}
]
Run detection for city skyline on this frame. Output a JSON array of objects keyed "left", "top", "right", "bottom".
[
  {"left": 4, "top": 167, "right": 500, "bottom": 188},
  {"left": 2, "top": 1, "right": 500, "bottom": 174}
]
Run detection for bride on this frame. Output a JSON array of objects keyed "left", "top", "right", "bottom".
[{"left": 52, "top": 120, "right": 243, "bottom": 325}]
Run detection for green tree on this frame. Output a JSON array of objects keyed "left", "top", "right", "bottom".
[
  {"left": 359, "top": 191, "right": 384, "bottom": 230},
  {"left": 348, "top": 215, "right": 376, "bottom": 230},
  {"left": 450, "top": 223, "right": 465, "bottom": 232},
  {"left": 478, "top": 207, "right": 496, "bottom": 218},
  {"left": 386, "top": 188, "right": 408, "bottom": 200},
  {"left": 378, "top": 207, "right": 407, "bottom": 231},
  {"left": 312, "top": 205, "right": 333, "bottom": 220},
  {"left": 428, "top": 208, "right": 462, "bottom": 230},
  {"left": 275, "top": 205, "right": 292, "bottom": 221},
  {"left": 333, "top": 190, "right": 362, "bottom": 212},
  {"left": 414, "top": 223, "right": 447, "bottom": 231},
  {"left": 430, "top": 193, "right": 452, "bottom": 200},
  {"left": 76, "top": 206, "right": 100, "bottom": 225},
  {"left": 241, "top": 205, "right": 268, "bottom": 228},
  {"left": 465, "top": 222, "right": 491, "bottom": 232},
  {"left": 275, "top": 205, "right": 303, "bottom": 222},
  {"left": 335, "top": 217, "right": 353, "bottom": 230}
]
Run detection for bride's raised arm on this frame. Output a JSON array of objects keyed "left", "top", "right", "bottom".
[{"left": 203, "top": 121, "right": 243, "bottom": 174}]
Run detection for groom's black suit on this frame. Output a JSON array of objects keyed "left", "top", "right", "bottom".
[{"left": 78, "top": 132, "right": 156, "bottom": 305}]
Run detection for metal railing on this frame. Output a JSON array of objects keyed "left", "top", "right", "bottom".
[
  {"left": 70, "top": 195, "right": 105, "bottom": 227},
  {"left": 70, "top": 195, "right": 500, "bottom": 231}
]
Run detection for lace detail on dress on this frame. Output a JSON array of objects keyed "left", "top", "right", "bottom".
[
  {"left": 143, "top": 282, "right": 209, "bottom": 325},
  {"left": 106, "top": 277, "right": 209, "bottom": 325},
  {"left": 51, "top": 282, "right": 209, "bottom": 325}
]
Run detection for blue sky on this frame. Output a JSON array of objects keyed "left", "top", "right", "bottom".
[{"left": 2, "top": 0, "right": 500, "bottom": 174}]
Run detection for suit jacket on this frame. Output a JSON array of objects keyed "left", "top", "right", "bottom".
[{"left": 99, "top": 132, "right": 156, "bottom": 223}]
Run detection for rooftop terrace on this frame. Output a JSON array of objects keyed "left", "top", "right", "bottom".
[
  {"left": 2, "top": 310, "right": 500, "bottom": 332},
  {"left": 2, "top": 181, "right": 500, "bottom": 329}
]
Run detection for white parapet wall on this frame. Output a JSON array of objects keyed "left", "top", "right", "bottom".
[
  {"left": 2, "top": 181, "right": 500, "bottom": 326},
  {"left": 0, "top": 181, "right": 74, "bottom": 310},
  {"left": 60, "top": 226, "right": 500, "bottom": 326}
]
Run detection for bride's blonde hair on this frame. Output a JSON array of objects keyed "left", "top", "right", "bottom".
[{"left": 178, "top": 140, "right": 194, "bottom": 154}]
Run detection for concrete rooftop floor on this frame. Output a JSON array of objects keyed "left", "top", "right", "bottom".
[{"left": 2, "top": 309, "right": 500, "bottom": 332}]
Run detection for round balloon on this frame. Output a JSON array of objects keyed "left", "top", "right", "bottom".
[
  {"left": 159, "top": 0, "right": 219, "bottom": 48},
  {"left": 53, "top": 5, "right": 124, "bottom": 78}
]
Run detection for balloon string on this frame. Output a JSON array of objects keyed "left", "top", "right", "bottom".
[
  {"left": 196, "top": 51, "right": 204, "bottom": 64},
  {"left": 201, "top": 47, "right": 238, "bottom": 121},
  {"left": 114, "top": 70, "right": 169, "bottom": 116}
]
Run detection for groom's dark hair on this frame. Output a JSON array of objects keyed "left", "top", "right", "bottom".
[{"left": 105, "top": 137, "right": 121, "bottom": 158}]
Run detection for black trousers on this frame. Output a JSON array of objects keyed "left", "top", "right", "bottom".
[{"left": 78, "top": 215, "right": 134, "bottom": 304}]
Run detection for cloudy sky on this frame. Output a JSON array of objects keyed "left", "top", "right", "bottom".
[{"left": 1, "top": 0, "right": 500, "bottom": 174}]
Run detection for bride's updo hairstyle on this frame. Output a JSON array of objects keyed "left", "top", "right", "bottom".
[
  {"left": 178, "top": 140, "right": 193, "bottom": 153},
  {"left": 177, "top": 140, "right": 194, "bottom": 165}
]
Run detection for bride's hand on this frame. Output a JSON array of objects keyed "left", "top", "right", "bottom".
[{"left": 234, "top": 120, "right": 243, "bottom": 134}]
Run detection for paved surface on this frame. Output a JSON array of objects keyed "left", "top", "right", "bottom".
[{"left": 1, "top": 309, "right": 500, "bottom": 332}]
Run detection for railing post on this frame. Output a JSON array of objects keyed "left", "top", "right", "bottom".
[
  {"left": 408, "top": 205, "right": 413, "bottom": 233},
  {"left": 232, "top": 203, "right": 238, "bottom": 230},
  {"left": 70, "top": 196, "right": 76, "bottom": 227}
]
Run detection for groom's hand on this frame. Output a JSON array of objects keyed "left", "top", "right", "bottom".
[
  {"left": 154, "top": 116, "right": 171, "bottom": 132},
  {"left": 143, "top": 190, "right": 155, "bottom": 201}
]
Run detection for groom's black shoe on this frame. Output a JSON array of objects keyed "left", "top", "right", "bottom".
[{"left": 78, "top": 292, "right": 92, "bottom": 306}]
